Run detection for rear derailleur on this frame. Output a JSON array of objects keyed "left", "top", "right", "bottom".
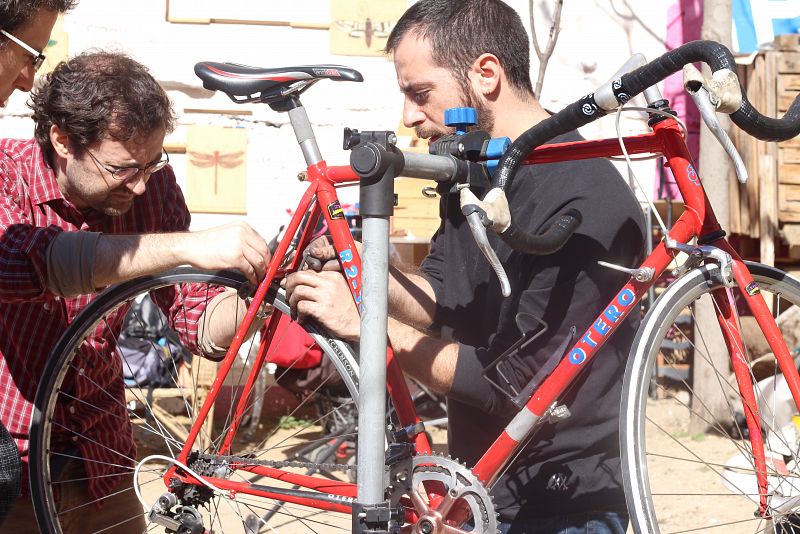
[{"left": 148, "top": 491, "right": 206, "bottom": 534}]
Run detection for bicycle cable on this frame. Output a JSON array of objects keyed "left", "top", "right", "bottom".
[
  {"left": 133, "top": 453, "right": 248, "bottom": 524},
  {"left": 613, "top": 104, "right": 690, "bottom": 237}
]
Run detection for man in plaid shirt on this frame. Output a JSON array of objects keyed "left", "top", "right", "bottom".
[
  {"left": 0, "top": 50, "right": 270, "bottom": 531},
  {"left": 0, "top": 0, "right": 79, "bottom": 525}
]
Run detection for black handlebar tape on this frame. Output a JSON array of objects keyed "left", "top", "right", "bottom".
[
  {"left": 494, "top": 40, "right": 800, "bottom": 195},
  {"left": 615, "top": 40, "right": 800, "bottom": 143},
  {"left": 499, "top": 208, "right": 582, "bottom": 255},
  {"left": 493, "top": 94, "right": 604, "bottom": 191}
]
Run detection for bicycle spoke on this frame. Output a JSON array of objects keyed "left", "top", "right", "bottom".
[{"left": 625, "top": 266, "right": 800, "bottom": 534}]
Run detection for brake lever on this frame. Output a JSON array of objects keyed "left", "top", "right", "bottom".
[
  {"left": 684, "top": 71, "right": 748, "bottom": 184},
  {"left": 463, "top": 210, "right": 511, "bottom": 298},
  {"left": 459, "top": 185, "right": 512, "bottom": 297}
]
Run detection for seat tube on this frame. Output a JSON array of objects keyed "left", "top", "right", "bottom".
[{"left": 288, "top": 104, "right": 323, "bottom": 166}]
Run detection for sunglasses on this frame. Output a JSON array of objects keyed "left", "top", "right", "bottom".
[{"left": 0, "top": 29, "right": 46, "bottom": 72}]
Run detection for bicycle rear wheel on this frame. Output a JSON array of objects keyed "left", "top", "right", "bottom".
[
  {"left": 30, "top": 268, "right": 370, "bottom": 533},
  {"left": 622, "top": 262, "right": 800, "bottom": 534}
]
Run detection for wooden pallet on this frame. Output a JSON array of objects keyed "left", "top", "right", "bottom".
[{"left": 730, "top": 41, "right": 800, "bottom": 266}]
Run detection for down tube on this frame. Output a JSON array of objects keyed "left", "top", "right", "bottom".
[{"left": 471, "top": 239, "right": 679, "bottom": 486}]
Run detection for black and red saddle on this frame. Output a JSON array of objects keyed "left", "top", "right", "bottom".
[{"left": 194, "top": 62, "right": 363, "bottom": 100}]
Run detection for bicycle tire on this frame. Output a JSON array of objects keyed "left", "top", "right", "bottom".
[
  {"left": 622, "top": 262, "right": 800, "bottom": 534},
  {"left": 30, "top": 267, "right": 368, "bottom": 533}
]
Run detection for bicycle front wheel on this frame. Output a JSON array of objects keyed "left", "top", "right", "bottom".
[
  {"left": 30, "top": 268, "right": 367, "bottom": 533},
  {"left": 622, "top": 262, "right": 800, "bottom": 534}
]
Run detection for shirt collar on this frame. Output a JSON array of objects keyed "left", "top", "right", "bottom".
[{"left": 29, "top": 141, "right": 68, "bottom": 206}]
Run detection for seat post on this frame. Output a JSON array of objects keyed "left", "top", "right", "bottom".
[{"left": 288, "top": 104, "right": 323, "bottom": 166}]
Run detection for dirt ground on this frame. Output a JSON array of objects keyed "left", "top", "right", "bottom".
[
  {"left": 137, "top": 400, "right": 768, "bottom": 534},
  {"left": 138, "top": 423, "right": 450, "bottom": 533},
  {"left": 635, "top": 397, "right": 753, "bottom": 534}
]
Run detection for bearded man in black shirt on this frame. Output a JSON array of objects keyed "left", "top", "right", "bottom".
[{"left": 285, "top": 1, "right": 646, "bottom": 532}]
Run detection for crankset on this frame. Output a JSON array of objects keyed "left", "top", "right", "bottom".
[{"left": 403, "top": 454, "right": 499, "bottom": 534}]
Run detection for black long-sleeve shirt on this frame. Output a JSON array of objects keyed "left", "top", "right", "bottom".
[{"left": 420, "top": 131, "right": 646, "bottom": 521}]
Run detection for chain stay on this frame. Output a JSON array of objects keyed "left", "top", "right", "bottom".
[{"left": 192, "top": 452, "right": 360, "bottom": 474}]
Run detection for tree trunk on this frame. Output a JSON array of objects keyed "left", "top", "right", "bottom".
[{"left": 690, "top": 0, "right": 734, "bottom": 434}]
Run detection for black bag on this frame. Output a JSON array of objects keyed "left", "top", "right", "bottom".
[
  {"left": 122, "top": 293, "right": 168, "bottom": 339},
  {"left": 119, "top": 295, "right": 187, "bottom": 388},
  {"left": 119, "top": 336, "right": 183, "bottom": 388},
  {"left": 0, "top": 420, "right": 20, "bottom": 526}
]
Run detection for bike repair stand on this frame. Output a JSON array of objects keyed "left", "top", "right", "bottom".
[{"left": 348, "top": 130, "right": 408, "bottom": 534}]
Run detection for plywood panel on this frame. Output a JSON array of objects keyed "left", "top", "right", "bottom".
[
  {"left": 185, "top": 125, "right": 248, "bottom": 214},
  {"left": 39, "top": 15, "right": 68, "bottom": 76},
  {"left": 778, "top": 53, "right": 800, "bottom": 73},
  {"left": 780, "top": 148, "right": 800, "bottom": 165},
  {"left": 330, "top": 0, "right": 406, "bottom": 56},
  {"left": 779, "top": 165, "right": 800, "bottom": 184}
]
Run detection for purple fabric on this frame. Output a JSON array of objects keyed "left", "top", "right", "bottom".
[{"left": 657, "top": 0, "right": 703, "bottom": 199}]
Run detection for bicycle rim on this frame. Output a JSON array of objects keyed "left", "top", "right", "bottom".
[
  {"left": 623, "top": 262, "right": 800, "bottom": 534},
  {"left": 30, "top": 268, "right": 366, "bottom": 533}
]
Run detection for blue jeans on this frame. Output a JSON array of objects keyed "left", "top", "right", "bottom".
[{"left": 499, "top": 511, "right": 629, "bottom": 534}]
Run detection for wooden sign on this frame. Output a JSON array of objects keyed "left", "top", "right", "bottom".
[
  {"left": 330, "top": 0, "right": 406, "bottom": 56},
  {"left": 185, "top": 125, "right": 248, "bottom": 214},
  {"left": 39, "top": 15, "right": 68, "bottom": 76},
  {"left": 166, "top": 0, "right": 329, "bottom": 28}
]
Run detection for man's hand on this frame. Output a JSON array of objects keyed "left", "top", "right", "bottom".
[
  {"left": 299, "top": 235, "right": 361, "bottom": 272},
  {"left": 188, "top": 222, "right": 270, "bottom": 284},
  {"left": 284, "top": 270, "right": 360, "bottom": 341}
]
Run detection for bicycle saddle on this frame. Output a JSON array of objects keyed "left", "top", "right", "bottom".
[{"left": 194, "top": 62, "right": 363, "bottom": 97}]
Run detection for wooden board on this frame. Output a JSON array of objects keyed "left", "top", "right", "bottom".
[
  {"left": 780, "top": 147, "right": 800, "bottom": 164},
  {"left": 166, "top": 0, "right": 329, "bottom": 27},
  {"left": 778, "top": 53, "right": 800, "bottom": 73},
  {"left": 391, "top": 177, "right": 440, "bottom": 240},
  {"left": 329, "top": 0, "right": 406, "bottom": 56},
  {"left": 732, "top": 47, "right": 800, "bottom": 269},
  {"left": 185, "top": 126, "right": 248, "bottom": 214}
]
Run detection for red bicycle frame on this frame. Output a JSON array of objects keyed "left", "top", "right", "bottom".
[{"left": 161, "top": 114, "right": 792, "bottom": 519}]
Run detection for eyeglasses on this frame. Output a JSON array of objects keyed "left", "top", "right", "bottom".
[
  {"left": 0, "top": 29, "right": 46, "bottom": 72},
  {"left": 85, "top": 148, "right": 170, "bottom": 182}
]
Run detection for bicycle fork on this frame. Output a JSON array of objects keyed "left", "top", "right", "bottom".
[
  {"left": 716, "top": 239, "right": 800, "bottom": 519},
  {"left": 671, "top": 237, "right": 800, "bottom": 519}
]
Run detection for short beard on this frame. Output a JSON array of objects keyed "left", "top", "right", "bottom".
[
  {"left": 63, "top": 159, "right": 133, "bottom": 216},
  {"left": 413, "top": 83, "right": 495, "bottom": 139},
  {"left": 465, "top": 85, "right": 495, "bottom": 134}
]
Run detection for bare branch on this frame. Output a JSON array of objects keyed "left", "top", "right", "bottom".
[
  {"left": 609, "top": 0, "right": 669, "bottom": 49},
  {"left": 529, "top": 0, "right": 564, "bottom": 100}
]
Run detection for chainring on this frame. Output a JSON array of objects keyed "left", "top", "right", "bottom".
[{"left": 407, "top": 454, "right": 498, "bottom": 534}]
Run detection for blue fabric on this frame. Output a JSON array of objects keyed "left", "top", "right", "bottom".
[
  {"left": 499, "top": 511, "right": 628, "bottom": 534},
  {"left": 732, "top": 0, "right": 800, "bottom": 53},
  {"left": 733, "top": 0, "right": 758, "bottom": 53},
  {"left": 773, "top": 16, "right": 800, "bottom": 35}
]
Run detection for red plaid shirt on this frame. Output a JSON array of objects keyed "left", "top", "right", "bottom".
[{"left": 0, "top": 138, "right": 216, "bottom": 500}]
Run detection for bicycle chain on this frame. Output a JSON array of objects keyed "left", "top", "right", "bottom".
[{"left": 191, "top": 452, "right": 361, "bottom": 474}]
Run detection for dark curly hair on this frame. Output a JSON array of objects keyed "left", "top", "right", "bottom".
[
  {"left": 385, "top": 0, "right": 534, "bottom": 98},
  {"left": 29, "top": 50, "right": 176, "bottom": 160},
  {"left": 0, "top": 0, "right": 78, "bottom": 35}
]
